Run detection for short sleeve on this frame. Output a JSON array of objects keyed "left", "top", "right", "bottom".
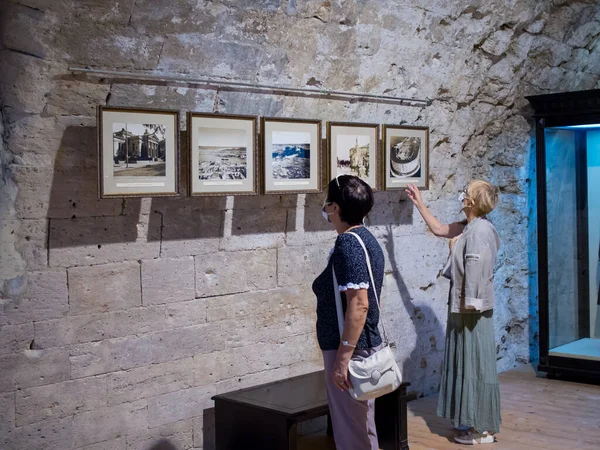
[{"left": 332, "top": 233, "right": 370, "bottom": 291}]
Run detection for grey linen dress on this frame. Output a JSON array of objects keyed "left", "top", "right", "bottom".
[
  {"left": 436, "top": 301, "right": 501, "bottom": 433},
  {"left": 436, "top": 218, "right": 502, "bottom": 434}
]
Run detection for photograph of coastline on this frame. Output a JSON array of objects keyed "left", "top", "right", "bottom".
[
  {"left": 271, "top": 131, "right": 311, "bottom": 179},
  {"left": 197, "top": 127, "right": 247, "bottom": 180}
]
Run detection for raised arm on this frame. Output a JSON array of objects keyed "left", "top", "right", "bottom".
[{"left": 405, "top": 183, "right": 465, "bottom": 238}]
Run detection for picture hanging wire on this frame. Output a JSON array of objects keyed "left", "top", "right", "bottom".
[{"left": 69, "top": 67, "right": 431, "bottom": 107}]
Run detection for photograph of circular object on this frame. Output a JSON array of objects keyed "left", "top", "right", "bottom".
[{"left": 390, "top": 136, "right": 421, "bottom": 178}]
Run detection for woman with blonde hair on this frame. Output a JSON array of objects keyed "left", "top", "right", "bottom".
[{"left": 406, "top": 180, "right": 501, "bottom": 445}]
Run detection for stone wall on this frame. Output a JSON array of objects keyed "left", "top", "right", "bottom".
[{"left": 1, "top": 0, "right": 599, "bottom": 449}]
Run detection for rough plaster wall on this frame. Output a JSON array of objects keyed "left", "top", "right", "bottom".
[{"left": 0, "top": 0, "right": 599, "bottom": 448}]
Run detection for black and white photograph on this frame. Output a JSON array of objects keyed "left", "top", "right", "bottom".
[
  {"left": 112, "top": 123, "right": 167, "bottom": 177},
  {"left": 389, "top": 136, "right": 421, "bottom": 179},
  {"left": 382, "top": 125, "right": 429, "bottom": 190},
  {"left": 262, "top": 117, "right": 321, "bottom": 194},
  {"left": 271, "top": 131, "right": 311, "bottom": 179},
  {"left": 188, "top": 113, "right": 258, "bottom": 196},
  {"left": 327, "top": 122, "right": 379, "bottom": 189},
  {"left": 198, "top": 128, "right": 247, "bottom": 181},
  {"left": 98, "top": 106, "right": 179, "bottom": 198}
]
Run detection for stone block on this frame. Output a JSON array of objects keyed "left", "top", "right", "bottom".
[
  {"left": 215, "top": 366, "right": 289, "bottom": 395},
  {"left": 44, "top": 81, "right": 110, "bottom": 117},
  {"left": 0, "top": 50, "right": 52, "bottom": 114},
  {"left": 0, "top": 323, "right": 33, "bottom": 356},
  {"left": 13, "top": 165, "right": 123, "bottom": 220},
  {"left": 1, "top": 3, "right": 49, "bottom": 59},
  {"left": 68, "top": 262, "right": 141, "bottom": 315},
  {"left": 1, "top": 270, "right": 68, "bottom": 325},
  {"left": 277, "top": 245, "right": 330, "bottom": 287},
  {"left": 142, "top": 257, "right": 195, "bottom": 305},
  {"left": 150, "top": 324, "right": 219, "bottom": 364},
  {"left": 56, "top": 26, "right": 164, "bottom": 70},
  {"left": 72, "top": 399, "right": 148, "bottom": 448},
  {"left": 49, "top": 215, "right": 161, "bottom": 267},
  {"left": 1, "top": 417, "right": 73, "bottom": 450},
  {"left": 126, "top": 419, "right": 194, "bottom": 450},
  {"left": 147, "top": 385, "right": 215, "bottom": 428},
  {"left": 205, "top": 285, "right": 313, "bottom": 322},
  {"left": 0, "top": 391, "right": 15, "bottom": 435},
  {"left": 286, "top": 358, "right": 324, "bottom": 379},
  {"left": 5, "top": 115, "right": 61, "bottom": 159},
  {"left": 218, "top": 309, "right": 315, "bottom": 351},
  {"left": 166, "top": 299, "right": 207, "bottom": 328},
  {"left": 69, "top": 335, "right": 153, "bottom": 379},
  {"left": 220, "top": 208, "right": 286, "bottom": 251},
  {"left": 129, "top": 0, "right": 217, "bottom": 34},
  {"left": 0, "top": 348, "right": 70, "bottom": 393},
  {"left": 106, "top": 358, "right": 195, "bottom": 407},
  {"left": 16, "top": 376, "right": 107, "bottom": 426},
  {"left": 160, "top": 208, "right": 222, "bottom": 258},
  {"left": 80, "top": 437, "right": 127, "bottom": 450},
  {"left": 34, "top": 306, "right": 167, "bottom": 348},
  {"left": 16, "top": 219, "right": 48, "bottom": 270},
  {"left": 158, "top": 35, "right": 284, "bottom": 80},
  {"left": 195, "top": 249, "right": 277, "bottom": 297},
  {"left": 195, "top": 333, "right": 317, "bottom": 383}
]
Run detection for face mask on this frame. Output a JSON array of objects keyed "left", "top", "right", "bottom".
[{"left": 322, "top": 200, "right": 333, "bottom": 222}]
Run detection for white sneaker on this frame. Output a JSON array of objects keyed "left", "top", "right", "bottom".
[{"left": 454, "top": 431, "right": 496, "bottom": 445}]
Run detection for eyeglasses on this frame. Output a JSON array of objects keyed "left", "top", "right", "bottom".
[{"left": 324, "top": 175, "right": 342, "bottom": 204}]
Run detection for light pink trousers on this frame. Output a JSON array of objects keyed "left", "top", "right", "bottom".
[{"left": 322, "top": 349, "right": 379, "bottom": 450}]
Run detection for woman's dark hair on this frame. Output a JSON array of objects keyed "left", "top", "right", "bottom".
[{"left": 326, "top": 175, "right": 374, "bottom": 225}]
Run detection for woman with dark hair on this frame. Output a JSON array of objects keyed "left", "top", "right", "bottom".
[{"left": 312, "top": 174, "right": 385, "bottom": 450}]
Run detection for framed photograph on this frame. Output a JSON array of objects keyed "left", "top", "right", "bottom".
[
  {"left": 98, "top": 106, "right": 179, "bottom": 198},
  {"left": 261, "top": 117, "right": 322, "bottom": 194},
  {"left": 327, "top": 122, "right": 379, "bottom": 189},
  {"left": 188, "top": 112, "right": 258, "bottom": 196},
  {"left": 382, "top": 125, "right": 429, "bottom": 190}
]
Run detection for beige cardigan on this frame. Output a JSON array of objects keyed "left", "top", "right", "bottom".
[{"left": 446, "top": 217, "right": 500, "bottom": 313}]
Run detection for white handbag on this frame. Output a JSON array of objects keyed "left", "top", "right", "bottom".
[{"left": 332, "top": 231, "right": 402, "bottom": 401}]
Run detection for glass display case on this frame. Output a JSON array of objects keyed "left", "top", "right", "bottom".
[{"left": 527, "top": 89, "right": 600, "bottom": 378}]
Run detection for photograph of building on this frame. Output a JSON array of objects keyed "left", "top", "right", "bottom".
[
  {"left": 336, "top": 134, "right": 370, "bottom": 180},
  {"left": 112, "top": 123, "right": 167, "bottom": 177}
]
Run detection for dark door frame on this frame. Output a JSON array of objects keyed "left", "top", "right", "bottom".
[{"left": 527, "top": 89, "right": 600, "bottom": 378}]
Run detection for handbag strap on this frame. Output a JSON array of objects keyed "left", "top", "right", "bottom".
[{"left": 332, "top": 231, "right": 389, "bottom": 345}]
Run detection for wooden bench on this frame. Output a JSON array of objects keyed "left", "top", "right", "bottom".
[{"left": 212, "top": 370, "right": 410, "bottom": 450}]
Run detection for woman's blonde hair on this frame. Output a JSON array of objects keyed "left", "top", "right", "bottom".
[{"left": 466, "top": 180, "right": 499, "bottom": 216}]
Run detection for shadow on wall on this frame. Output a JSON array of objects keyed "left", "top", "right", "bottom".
[
  {"left": 383, "top": 225, "right": 446, "bottom": 396},
  {"left": 385, "top": 224, "right": 448, "bottom": 437},
  {"left": 47, "top": 126, "right": 414, "bottom": 252},
  {"left": 148, "top": 439, "right": 178, "bottom": 450}
]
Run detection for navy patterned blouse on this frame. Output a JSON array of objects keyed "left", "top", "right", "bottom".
[{"left": 312, "top": 226, "right": 384, "bottom": 351}]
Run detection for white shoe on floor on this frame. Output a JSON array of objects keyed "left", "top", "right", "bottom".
[{"left": 454, "top": 431, "right": 496, "bottom": 445}]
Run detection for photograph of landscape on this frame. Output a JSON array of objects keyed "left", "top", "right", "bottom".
[
  {"left": 197, "top": 127, "right": 247, "bottom": 180},
  {"left": 271, "top": 131, "right": 311, "bottom": 179}
]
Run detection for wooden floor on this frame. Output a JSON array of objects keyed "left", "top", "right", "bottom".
[{"left": 299, "top": 364, "right": 600, "bottom": 450}]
